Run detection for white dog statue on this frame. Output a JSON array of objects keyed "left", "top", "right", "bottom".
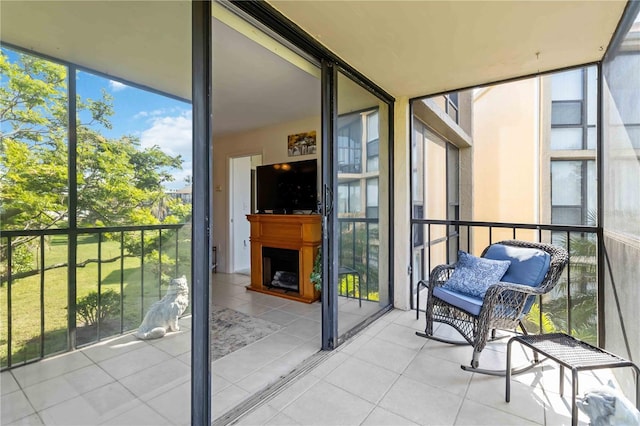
[
  {"left": 576, "top": 381, "right": 640, "bottom": 426},
  {"left": 135, "top": 275, "right": 189, "bottom": 340}
]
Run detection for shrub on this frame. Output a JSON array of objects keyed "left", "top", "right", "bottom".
[
  {"left": 12, "top": 244, "right": 35, "bottom": 274},
  {"left": 76, "top": 289, "right": 121, "bottom": 326}
]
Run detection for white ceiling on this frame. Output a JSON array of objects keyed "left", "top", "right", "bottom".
[
  {"left": 269, "top": 0, "right": 628, "bottom": 98},
  {"left": 0, "top": 1, "right": 192, "bottom": 99},
  {"left": 0, "top": 1, "right": 628, "bottom": 135},
  {"left": 212, "top": 19, "right": 320, "bottom": 136},
  {"left": 0, "top": 1, "right": 321, "bottom": 137}
]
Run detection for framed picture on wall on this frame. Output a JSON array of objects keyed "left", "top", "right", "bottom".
[{"left": 288, "top": 130, "right": 316, "bottom": 156}]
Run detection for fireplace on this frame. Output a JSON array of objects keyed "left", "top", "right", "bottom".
[
  {"left": 247, "top": 214, "right": 320, "bottom": 303},
  {"left": 262, "top": 247, "right": 299, "bottom": 292}
]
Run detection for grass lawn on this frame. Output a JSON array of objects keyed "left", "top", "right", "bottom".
[{"left": 1, "top": 230, "right": 192, "bottom": 368}]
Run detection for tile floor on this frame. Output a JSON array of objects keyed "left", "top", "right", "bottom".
[
  {"left": 1, "top": 273, "right": 626, "bottom": 425},
  {"left": 1, "top": 273, "right": 384, "bottom": 425},
  {"left": 233, "top": 310, "right": 621, "bottom": 426}
]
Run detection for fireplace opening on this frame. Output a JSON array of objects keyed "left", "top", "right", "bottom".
[{"left": 262, "top": 247, "right": 299, "bottom": 292}]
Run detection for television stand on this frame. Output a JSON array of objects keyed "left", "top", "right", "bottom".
[{"left": 246, "top": 214, "right": 321, "bottom": 303}]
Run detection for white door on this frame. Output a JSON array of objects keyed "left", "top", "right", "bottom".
[{"left": 231, "top": 156, "right": 252, "bottom": 273}]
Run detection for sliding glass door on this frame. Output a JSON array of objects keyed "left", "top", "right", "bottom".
[{"left": 322, "top": 65, "right": 392, "bottom": 347}]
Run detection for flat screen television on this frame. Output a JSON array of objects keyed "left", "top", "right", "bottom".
[{"left": 256, "top": 159, "right": 318, "bottom": 214}]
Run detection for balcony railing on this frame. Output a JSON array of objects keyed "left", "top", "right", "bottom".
[
  {"left": 1, "top": 223, "right": 190, "bottom": 370},
  {"left": 2, "top": 217, "right": 380, "bottom": 370},
  {"left": 411, "top": 219, "right": 600, "bottom": 345},
  {"left": 338, "top": 217, "right": 379, "bottom": 303},
  {"left": 4, "top": 217, "right": 592, "bottom": 370}
]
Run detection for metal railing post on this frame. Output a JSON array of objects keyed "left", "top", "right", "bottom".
[
  {"left": 97, "top": 232, "right": 102, "bottom": 340},
  {"left": 140, "top": 230, "right": 145, "bottom": 320},
  {"left": 7, "top": 238, "right": 13, "bottom": 368},
  {"left": 175, "top": 228, "right": 180, "bottom": 277},
  {"left": 40, "top": 235, "right": 45, "bottom": 358},
  {"left": 567, "top": 231, "right": 572, "bottom": 335},
  {"left": 67, "top": 64, "right": 78, "bottom": 352},
  {"left": 120, "top": 231, "right": 125, "bottom": 334},
  {"left": 159, "top": 229, "right": 163, "bottom": 298}
]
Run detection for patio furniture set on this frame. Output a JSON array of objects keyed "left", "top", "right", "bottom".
[{"left": 415, "top": 239, "right": 639, "bottom": 426}]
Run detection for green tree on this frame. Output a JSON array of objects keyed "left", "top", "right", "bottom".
[
  {"left": 0, "top": 51, "right": 68, "bottom": 232},
  {"left": 545, "top": 228, "right": 598, "bottom": 344},
  {"left": 0, "top": 48, "right": 190, "bottom": 279}
]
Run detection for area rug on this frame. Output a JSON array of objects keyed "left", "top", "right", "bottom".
[{"left": 211, "top": 305, "right": 281, "bottom": 361}]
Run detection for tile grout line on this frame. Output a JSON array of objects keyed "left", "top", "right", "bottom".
[
  {"left": 452, "top": 369, "right": 475, "bottom": 425},
  {"left": 11, "top": 350, "right": 100, "bottom": 423},
  {"left": 232, "top": 336, "right": 321, "bottom": 395},
  {"left": 355, "top": 328, "right": 426, "bottom": 425},
  {"left": 81, "top": 336, "right": 183, "bottom": 426},
  {"left": 6, "top": 369, "right": 43, "bottom": 425},
  {"left": 215, "top": 350, "right": 334, "bottom": 426}
]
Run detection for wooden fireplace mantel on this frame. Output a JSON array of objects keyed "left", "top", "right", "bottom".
[{"left": 247, "top": 214, "right": 321, "bottom": 303}]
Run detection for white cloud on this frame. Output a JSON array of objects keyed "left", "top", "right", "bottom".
[
  {"left": 133, "top": 108, "right": 175, "bottom": 120},
  {"left": 109, "top": 80, "right": 127, "bottom": 92},
  {"left": 140, "top": 111, "right": 192, "bottom": 161}
]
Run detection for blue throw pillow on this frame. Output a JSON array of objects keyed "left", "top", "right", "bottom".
[{"left": 443, "top": 251, "right": 511, "bottom": 299}]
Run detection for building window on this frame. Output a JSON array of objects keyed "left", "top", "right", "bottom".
[
  {"left": 337, "top": 116, "right": 362, "bottom": 173},
  {"left": 366, "top": 111, "right": 379, "bottom": 172},
  {"left": 337, "top": 108, "right": 380, "bottom": 218},
  {"left": 413, "top": 205, "right": 424, "bottom": 247},
  {"left": 447, "top": 144, "right": 460, "bottom": 222},
  {"left": 411, "top": 118, "right": 460, "bottom": 273},
  {"left": 411, "top": 119, "right": 459, "bottom": 222},
  {"left": 337, "top": 180, "right": 361, "bottom": 214},
  {"left": 366, "top": 178, "right": 378, "bottom": 218},
  {"left": 549, "top": 66, "right": 598, "bottom": 228},
  {"left": 550, "top": 67, "right": 597, "bottom": 150},
  {"left": 551, "top": 160, "right": 596, "bottom": 225},
  {"left": 445, "top": 93, "right": 459, "bottom": 123},
  {"left": 338, "top": 109, "right": 379, "bottom": 174}
]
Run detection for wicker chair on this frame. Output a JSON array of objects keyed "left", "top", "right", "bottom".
[{"left": 416, "top": 240, "right": 569, "bottom": 374}]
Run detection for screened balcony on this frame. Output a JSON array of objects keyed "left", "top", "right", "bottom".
[
  {"left": 1, "top": 291, "right": 628, "bottom": 425},
  {"left": 2, "top": 0, "right": 639, "bottom": 425}
]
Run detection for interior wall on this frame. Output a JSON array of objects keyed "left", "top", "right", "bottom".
[{"left": 212, "top": 116, "right": 321, "bottom": 273}]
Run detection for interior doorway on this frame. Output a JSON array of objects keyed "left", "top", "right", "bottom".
[{"left": 230, "top": 154, "right": 262, "bottom": 274}]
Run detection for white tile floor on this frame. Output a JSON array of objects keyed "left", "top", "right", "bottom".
[
  {"left": 1, "top": 273, "right": 383, "bottom": 425},
  {"left": 233, "top": 310, "right": 624, "bottom": 426},
  {"left": 0, "top": 273, "right": 627, "bottom": 425}
]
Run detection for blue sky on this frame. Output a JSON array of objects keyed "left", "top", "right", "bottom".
[
  {"left": 2, "top": 46, "right": 192, "bottom": 190},
  {"left": 77, "top": 71, "right": 193, "bottom": 190}
]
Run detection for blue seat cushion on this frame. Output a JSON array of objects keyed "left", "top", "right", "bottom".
[
  {"left": 442, "top": 251, "right": 511, "bottom": 299},
  {"left": 433, "top": 286, "right": 483, "bottom": 316},
  {"left": 483, "top": 244, "right": 551, "bottom": 288}
]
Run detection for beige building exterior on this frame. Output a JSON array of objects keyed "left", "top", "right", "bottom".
[
  {"left": 471, "top": 67, "right": 598, "bottom": 253},
  {"left": 472, "top": 78, "right": 542, "bottom": 253}
]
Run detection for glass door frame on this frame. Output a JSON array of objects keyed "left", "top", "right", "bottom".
[
  {"left": 321, "top": 60, "right": 339, "bottom": 349},
  {"left": 321, "top": 61, "right": 395, "bottom": 349},
  {"left": 191, "top": 1, "right": 212, "bottom": 424},
  {"left": 206, "top": 0, "right": 396, "bottom": 412}
]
